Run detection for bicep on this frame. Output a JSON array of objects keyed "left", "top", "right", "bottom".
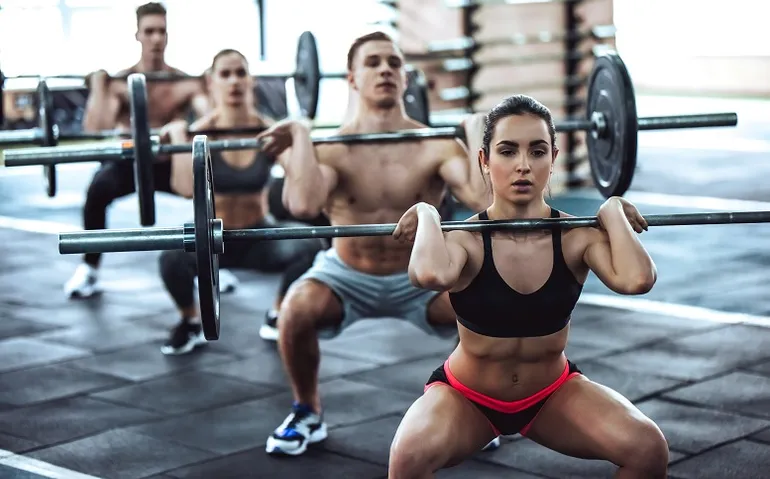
[{"left": 438, "top": 149, "right": 470, "bottom": 190}]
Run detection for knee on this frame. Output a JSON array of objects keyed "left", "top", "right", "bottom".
[
  {"left": 389, "top": 435, "right": 439, "bottom": 479},
  {"left": 85, "top": 176, "right": 116, "bottom": 208},
  {"left": 158, "top": 250, "right": 187, "bottom": 281},
  {"left": 622, "top": 419, "right": 669, "bottom": 474},
  {"left": 278, "top": 282, "right": 326, "bottom": 335}
]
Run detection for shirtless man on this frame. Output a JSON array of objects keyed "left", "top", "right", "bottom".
[
  {"left": 256, "top": 31, "right": 491, "bottom": 457},
  {"left": 64, "top": 2, "right": 213, "bottom": 298}
]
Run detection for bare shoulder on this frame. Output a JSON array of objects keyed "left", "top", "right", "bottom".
[
  {"left": 557, "top": 209, "right": 607, "bottom": 250},
  {"left": 315, "top": 143, "right": 347, "bottom": 168},
  {"left": 446, "top": 212, "right": 483, "bottom": 247}
]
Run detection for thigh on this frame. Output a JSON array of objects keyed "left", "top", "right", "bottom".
[
  {"left": 89, "top": 161, "right": 136, "bottom": 198},
  {"left": 525, "top": 375, "right": 662, "bottom": 463},
  {"left": 391, "top": 384, "right": 496, "bottom": 470}
]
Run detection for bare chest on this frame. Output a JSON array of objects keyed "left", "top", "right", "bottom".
[
  {"left": 116, "top": 83, "right": 189, "bottom": 126},
  {"left": 332, "top": 143, "right": 444, "bottom": 211}
]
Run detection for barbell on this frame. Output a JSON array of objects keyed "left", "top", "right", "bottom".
[
  {"left": 1, "top": 50, "right": 738, "bottom": 218},
  {"left": 58, "top": 134, "right": 770, "bottom": 341}
]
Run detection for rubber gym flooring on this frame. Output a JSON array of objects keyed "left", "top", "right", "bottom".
[{"left": 0, "top": 96, "right": 769, "bottom": 478}]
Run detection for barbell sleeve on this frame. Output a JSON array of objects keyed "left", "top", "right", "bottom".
[
  {"left": 2, "top": 141, "right": 132, "bottom": 166},
  {"left": 59, "top": 226, "right": 189, "bottom": 254},
  {"left": 637, "top": 113, "right": 738, "bottom": 131},
  {"left": 0, "top": 129, "right": 41, "bottom": 146}
]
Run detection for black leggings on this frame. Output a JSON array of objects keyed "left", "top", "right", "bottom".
[
  {"left": 83, "top": 160, "right": 174, "bottom": 267},
  {"left": 159, "top": 217, "right": 326, "bottom": 310}
]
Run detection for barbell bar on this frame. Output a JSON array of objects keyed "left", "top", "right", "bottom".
[{"left": 58, "top": 135, "right": 770, "bottom": 340}]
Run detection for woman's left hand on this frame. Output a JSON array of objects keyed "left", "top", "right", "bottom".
[{"left": 393, "top": 202, "right": 440, "bottom": 243}]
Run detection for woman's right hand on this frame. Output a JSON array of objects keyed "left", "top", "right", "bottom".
[
  {"left": 159, "top": 119, "right": 189, "bottom": 145},
  {"left": 393, "top": 202, "right": 441, "bottom": 243}
]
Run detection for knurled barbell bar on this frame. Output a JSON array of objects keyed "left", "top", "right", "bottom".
[
  {"left": 58, "top": 134, "right": 770, "bottom": 340},
  {"left": 0, "top": 50, "right": 738, "bottom": 220}
]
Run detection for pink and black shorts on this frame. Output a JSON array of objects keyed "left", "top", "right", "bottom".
[{"left": 424, "top": 359, "right": 582, "bottom": 436}]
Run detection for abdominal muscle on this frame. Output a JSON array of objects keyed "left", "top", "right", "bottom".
[
  {"left": 328, "top": 205, "right": 417, "bottom": 276},
  {"left": 447, "top": 322, "right": 571, "bottom": 402}
]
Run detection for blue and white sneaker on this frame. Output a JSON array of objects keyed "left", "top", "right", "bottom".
[
  {"left": 266, "top": 402, "right": 328, "bottom": 456},
  {"left": 482, "top": 436, "right": 501, "bottom": 451}
]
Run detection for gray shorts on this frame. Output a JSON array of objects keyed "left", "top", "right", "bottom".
[{"left": 298, "top": 249, "right": 458, "bottom": 339}]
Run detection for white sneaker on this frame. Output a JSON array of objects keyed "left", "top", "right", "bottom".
[
  {"left": 195, "top": 268, "right": 238, "bottom": 294},
  {"left": 259, "top": 309, "right": 279, "bottom": 342},
  {"left": 266, "top": 403, "right": 328, "bottom": 456},
  {"left": 482, "top": 436, "right": 501, "bottom": 451},
  {"left": 64, "top": 264, "right": 102, "bottom": 299}
]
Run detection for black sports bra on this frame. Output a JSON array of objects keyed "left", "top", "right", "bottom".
[
  {"left": 449, "top": 208, "right": 583, "bottom": 338},
  {"left": 210, "top": 149, "right": 272, "bottom": 194}
]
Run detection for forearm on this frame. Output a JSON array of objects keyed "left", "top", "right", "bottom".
[
  {"left": 283, "top": 129, "right": 327, "bottom": 218},
  {"left": 603, "top": 204, "right": 656, "bottom": 282},
  {"left": 168, "top": 129, "right": 194, "bottom": 198},
  {"left": 82, "top": 89, "right": 115, "bottom": 131},
  {"left": 409, "top": 207, "right": 454, "bottom": 289},
  {"left": 170, "top": 154, "right": 194, "bottom": 198}
]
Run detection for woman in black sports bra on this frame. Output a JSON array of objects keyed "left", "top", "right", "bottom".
[
  {"left": 388, "top": 95, "right": 669, "bottom": 478},
  {"left": 155, "top": 49, "right": 326, "bottom": 356}
]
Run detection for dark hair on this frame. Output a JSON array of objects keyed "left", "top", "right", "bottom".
[
  {"left": 481, "top": 94, "right": 556, "bottom": 158},
  {"left": 136, "top": 2, "right": 166, "bottom": 27},
  {"left": 211, "top": 49, "right": 248, "bottom": 71},
  {"left": 346, "top": 31, "right": 399, "bottom": 71}
]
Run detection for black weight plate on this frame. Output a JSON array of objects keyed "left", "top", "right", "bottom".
[
  {"left": 37, "top": 80, "right": 58, "bottom": 197},
  {"left": 585, "top": 51, "right": 638, "bottom": 198},
  {"left": 192, "top": 136, "right": 220, "bottom": 340},
  {"left": 404, "top": 66, "right": 431, "bottom": 125},
  {"left": 294, "top": 31, "right": 320, "bottom": 119},
  {"left": 128, "top": 74, "right": 156, "bottom": 226}
]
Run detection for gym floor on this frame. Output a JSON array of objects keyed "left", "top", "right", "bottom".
[{"left": 0, "top": 95, "right": 769, "bottom": 478}]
